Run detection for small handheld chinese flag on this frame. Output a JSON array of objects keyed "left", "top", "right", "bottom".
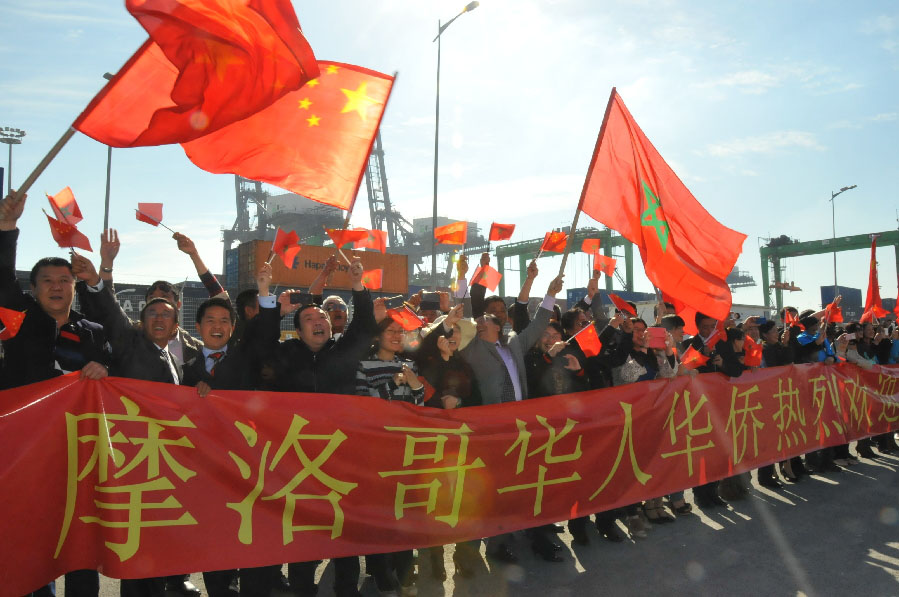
[
  {"left": 136, "top": 203, "right": 163, "bottom": 226},
  {"left": 574, "top": 324, "right": 602, "bottom": 358},
  {"left": 327, "top": 228, "right": 369, "bottom": 249},
  {"left": 388, "top": 306, "right": 424, "bottom": 331},
  {"left": 540, "top": 231, "right": 568, "bottom": 253},
  {"left": 489, "top": 223, "right": 515, "bottom": 241},
  {"left": 47, "top": 187, "right": 83, "bottom": 226},
  {"left": 353, "top": 228, "right": 387, "bottom": 253},
  {"left": 271, "top": 227, "right": 301, "bottom": 269},
  {"left": 434, "top": 221, "right": 467, "bottom": 245},
  {"left": 361, "top": 269, "right": 383, "bottom": 290},
  {"left": 0, "top": 306, "right": 26, "bottom": 340},
  {"left": 44, "top": 212, "right": 92, "bottom": 252},
  {"left": 680, "top": 345, "right": 709, "bottom": 370},
  {"left": 743, "top": 334, "right": 762, "bottom": 367},
  {"left": 825, "top": 301, "right": 843, "bottom": 323},
  {"left": 581, "top": 239, "right": 601, "bottom": 254},
  {"left": 859, "top": 309, "right": 878, "bottom": 324},
  {"left": 470, "top": 265, "right": 502, "bottom": 291},
  {"left": 593, "top": 253, "right": 616, "bottom": 277},
  {"left": 704, "top": 320, "right": 726, "bottom": 348},
  {"left": 783, "top": 310, "right": 801, "bottom": 329},
  {"left": 608, "top": 293, "right": 636, "bottom": 316}
]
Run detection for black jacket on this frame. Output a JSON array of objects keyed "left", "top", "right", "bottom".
[{"left": 0, "top": 229, "right": 111, "bottom": 389}]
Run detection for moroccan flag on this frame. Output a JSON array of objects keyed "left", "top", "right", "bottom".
[
  {"left": 581, "top": 239, "right": 601, "bottom": 254},
  {"left": 136, "top": 203, "right": 163, "bottom": 226},
  {"left": 608, "top": 292, "right": 636, "bottom": 316},
  {"left": 44, "top": 213, "right": 92, "bottom": 252},
  {"left": 361, "top": 269, "right": 383, "bottom": 290},
  {"left": 593, "top": 253, "right": 616, "bottom": 277},
  {"left": 73, "top": 0, "right": 319, "bottom": 147},
  {"left": 0, "top": 307, "right": 26, "bottom": 341},
  {"left": 184, "top": 62, "right": 394, "bottom": 212},
  {"left": 489, "top": 223, "right": 515, "bottom": 241},
  {"left": 353, "top": 228, "right": 387, "bottom": 253},
  {"left": 271, "top": 227, "right": 301, "bottom": 268},
  {"left": 864, "top": 237, "right": 890, "bottom": 318},
  {"left": 47, "top": 187, "right": 83, "bottom": 226},
  {"left": 680, "top": 345, "right": 709, "bottom": 370},
  {"left": 578, "top": 89, "right": 746, "bottom": 321},
  {"left": 470, "top": 265, "right": 502, "bottom": 291},
  {"left": 327, "top": 228, "right": 370, "bottom": 249},
  {"left": 574, "top": 324, "right": 602, "bottom": 358},
  {"left": 434, "top": 221, "right": 467, "bottom": 245},
  {"left": 540, "top": 231, "right": 568, "bottom": 253},
  {"left": 388, "top": 306, "right": 424, "bottom": 331},
  {"left": 743, "top": 335, "right": 762, "bottom": 367}
]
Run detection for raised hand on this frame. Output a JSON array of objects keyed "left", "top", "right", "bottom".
[
  {"left": 373, "top": 297, "right": 387, "bottom": 323},
  {"left": 547, "top": 274, "right": 564, "bottom": 297},
  {"left": 257, "top": 262, "right": 273, "bottom": 295},
  {"left": 349, "top": 258, "right": 364, "bottom": 289},
  {"left": 173, "top": 232, "right": 198, "bottom": 256},
  {"left": 456, "top": 254, "right": 469, "bottom": 278},
  {"left": 100, "top": 229, "right": 120, "bottom": 267},
  {"left": 70, "top": 253, "right": 99, "bottom": 285},
  {"left": 526, "top": 259, "right": 538, "bottom": 280},
  {"left": 278, "top": 290, "right": 303, "bottom": 316},
  {"left": 0, "top": 191, "right": 26, "bottom": 230}
]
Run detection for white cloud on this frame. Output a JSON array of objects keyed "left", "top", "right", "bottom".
[
  {"left": 705, "top": 131, "right": 825, "bottom": 157},
  {"left": 871, "top": 112, "right": 898, "bottom": 121}
]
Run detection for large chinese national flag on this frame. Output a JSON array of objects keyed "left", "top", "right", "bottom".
[
  {"left": 864, "top": 237, "right": 890, "bottom": 318},
  {"left": 578, "top": 89, "right": 746, "bottom": 321},
  {"left": 183, "top": 62, "right": 394, "bottom": 211},
  {"left": 73, "top": 0, "right": 319, "bottom": 147}
]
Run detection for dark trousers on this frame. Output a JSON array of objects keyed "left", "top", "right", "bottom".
[
  {"left": 366, "top": 551, "right": 415, "bottom": 591},
  {"left": 288, "top": 557, "right": 359, "bottom": 597},
  {"left": 27, "top": 571, "right": 99, "bottom": 597},
  {"left": 202, "top": 569, "right": 237, "bottom": 597},
  {"left": 239, "top": 565, "right": 282, "bottom": 597}
]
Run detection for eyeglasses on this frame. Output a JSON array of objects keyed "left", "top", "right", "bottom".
[{"left": 325, "top": 304, "right": 347, "bottom": 312}]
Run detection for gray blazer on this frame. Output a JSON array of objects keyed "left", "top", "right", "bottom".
[{"left": 460, "top": 304, "right": 552, "bottom": 405}]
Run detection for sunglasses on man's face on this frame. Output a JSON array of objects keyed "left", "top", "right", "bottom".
[{"left": 325, "top": 304, "right": 347, "bottom": 312}]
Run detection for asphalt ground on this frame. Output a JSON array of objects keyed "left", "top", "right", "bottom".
[{"left": 58, "top": 442, "right": 899, "bottom": 597}]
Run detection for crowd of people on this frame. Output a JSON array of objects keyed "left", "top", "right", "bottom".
[{"left": 2, "top": 189, "right": 899, "bottom": 597}]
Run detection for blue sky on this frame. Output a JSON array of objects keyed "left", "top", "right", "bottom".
[{"left": 1, "top": 0, "right": 897, "bottom": 311}]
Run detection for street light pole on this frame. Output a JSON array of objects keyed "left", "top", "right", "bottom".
[
  {"left": 432, "top": 1, "right": 479, "bottom": 290},
  {"left": 0, "top": 127, "right": 26, "bottom": 192},
  {"left": 829, "top": 184, "right": 857, "bottom": 297}
]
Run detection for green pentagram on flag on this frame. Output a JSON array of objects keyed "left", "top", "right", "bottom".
[{"left": 640, "top": 180, "right": 669, "bottom": 252}]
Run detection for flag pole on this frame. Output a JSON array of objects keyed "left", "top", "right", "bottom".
[
  {"left": 13, "top": 128, "right": 77, "bottom": 199},
  {"left": 559, "top": 87, "right": 619, "bottom": 277},
  {"left": 134, "top": 209, "right": 176, "bottom": 233},
  {"left": 565, "top": 319, "right": 596, "bottom": 344}
]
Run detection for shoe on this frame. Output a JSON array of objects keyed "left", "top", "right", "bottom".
[
  {"left": 671, "top": 499, "right": 693, "bottom": 515},
  {"left": 759, "top": 476, "right": 782, "bottom": 489},
  {"left": 710, "top": 496, "right": 728, "bottom": 507},
  {"left": 823, "top": 462, "right": 842, "bottom": 473},
  {"left": 548, "top": 523, "right": 565, "bottom": 534},
  {"left": 165, "top": 580, "right": 201, "bottom": 597},
  {"left": 487, "top": 545, "right": 518, "bottom": 564},
  {"left": 833, "top": 458, "right": 850, "bottom": 467},
  {"left": 531, "top": 540, "right": 563, "bottom": 562},
  {"left": 626, "top": 515, "right": 647, "bottom": 539},
  {"left": 429, "top": 551, "right": 446, "bottom": 582},
  {"left": 779, "top": 462, "right": 799, "bottom": 482},
  {"left": 857, "top": 444, "right": 877, "bottom": 459},
  {"left": 597, "top": 520, "right": 625, "bottom": 543},
  {"left": 570, "top": 526, "right": 590, "bottom": 546},
  {"left": 643, "top": 504, "right": 675, "bottom": 524}
]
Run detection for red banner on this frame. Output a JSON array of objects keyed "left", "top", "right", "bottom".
[{"left": 3, "top": 364, "right": 898, "bottom": 594}]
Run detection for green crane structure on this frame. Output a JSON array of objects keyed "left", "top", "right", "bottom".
[
  {"left": 759, "top": 230, "right": 899, "bottom": 312},
  {"left": 493, "top": 227, "right": 635, "bottom": 297}
]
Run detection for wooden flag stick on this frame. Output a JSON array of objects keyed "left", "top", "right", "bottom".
[
  {"left": 266, "top": 252, "right": 276, "bottom": 265},
  {"left": 13, "top": 128, "right": 77, "bottom": 200},
  {"left": 134, "top": 210, "right": 176, "bottom": 233},
  {"left": 558, "top": 208, "right": 582, "bottom": 276}
]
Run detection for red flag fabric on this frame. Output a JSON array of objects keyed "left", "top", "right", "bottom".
[
  {"left": 784, "top": 310, "right": 799, "bottom": 328},
  {"left": 574, "top": 324, "right": 602, "bottom": 358},
  {"left": 488, "top": 223, "right": 515, "bottom": 241},
  {"left": 272, "top": 227, "right": 301, "bottom": 269},
  {"left": 0, "top": 306, "right": 26, "bottom": 341},
  {"left": 743, "top": 335, "right": 762, "bottom": 367},
  {"left": 47, "top": 187, "right": 83, "bottom": 226},
  {"left": 434, "top": 221, "right": 467, "bottom": 245},
  {"left": 387, "top": 306, "right": 424, "bottom": 331},
  {"left": 353, "top": 228, "right": 387, "bottom": 253},
  {"left": 540, "top": 231, "right": 568, "bottom": 253},
  {"left": 704, "top": 321, "right": 726, "bottom": 348},
  {"left": 44, "top": 213, "right": 92, "bottom": 252},
  {"left": 593, "top": 253, "right": 616, "bottom": 277},
  {"left": 825, "top": 302, "right": 843, "bottom": 323},
  {"left": 578, "top": 89, "right": 746, "bottom": 321},
  {"left": 581, "top": 239, "right": 601, "bottom": 254},
  {"left": 361, "top": 269, "right": 383, "bottom": 290},
  {"left": 327, "top": 228, "right": 370, "bottom": 249},
  {"left": 680, "top": 345, "right": 709, "bottom": 370},
  {"left": 864, "top": 237, "right": 890, "bottom": 318},
  {"left": 136, "top": 203, "right": 163, "bottom": 226},
  {"left": 470, "top": 265, "right": 502, "bottom": 291},
  {"left": 860, "top": 309, "right": 878, "bottom": 324},
  {"left": 608, "top": 293, "right": 636, "bottom": 316},
  {"left": 183, "top": 62, "right": 394, "bottom": 211},
  {"left": 73, "top": 1, "right": 319, "bottom": 147}
]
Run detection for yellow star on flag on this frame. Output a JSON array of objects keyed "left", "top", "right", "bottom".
[
  {"left": 195, "top": 38, "right": 245, "bottom": 82},
  {"left": 298, "top": 98, "right": 312, "bottom": 110},
  {"left": 340, "top": 82, "right": 380, "bottom": 121},
  {"left": 307, "top": 114, "right": 321, "bottom": 127},
  {"left": 325, "top": 65, "right": 340, "bottom": 75},
  {"left": 307, "top": 78, "right": 319, "bottom": 87}
]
